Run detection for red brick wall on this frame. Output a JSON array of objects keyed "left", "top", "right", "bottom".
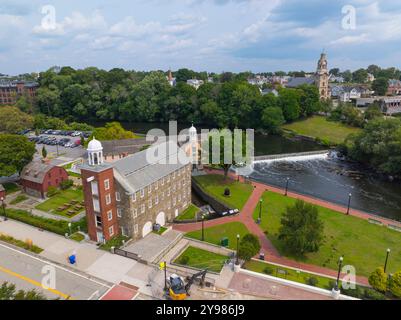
[
  {"left": 0, "top": 190, "right": 5, "bottom": 200},
  {"left": 81, "top": 167, "right": 120, "bottom": 242}
]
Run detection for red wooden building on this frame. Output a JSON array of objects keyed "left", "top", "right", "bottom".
[
  {"left": 20, "top": 161, "right": 68, "bottom": 198},
  {"left": 0, "top": 184, "right": 5, "bottom": 200}
]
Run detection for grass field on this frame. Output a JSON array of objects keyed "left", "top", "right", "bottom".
[
  {"left": 185, "top": 222, "right": 249, "bottom": 250},
  {"left": 35, "top": 188, "right": 84, "bottom": 218},
  {"left": 174, "top": 246, "right": 228, "bottom": 273},
  {"left": 10, "top": 195, "right": 28, "bottom": 205},
  {"left": 253, "top": 191, "right": 401, "bottom": 277},
  {"left": 282, "top": 116, "right": 361, "bottom": 144},
  {"left": 176, "top": 204, "right": 200, "bottom": 221},
  {"left": 193, "top": 174, "right": 253, "bottom": 210}
]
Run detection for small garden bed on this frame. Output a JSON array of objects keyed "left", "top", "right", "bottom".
[
  {"left": 69, "top": 232, "right": 85, "bottom": 242},
  {"left": 0, "top": 233, "right": 43, "bottom": 254},
  {"left": 35, "top": 188, "right": 84, "bottom": 218},
  {"left": 174, "top": 246, "right": 228, "bottom": 273},
  {"left": 176, "top": 204, "right": 201, "bottom": 221},
  {"left": 99, "top": 235, "right": 130, "bottom": 251},
  {"left": 153, "top": 226, "right": 168, "bottom": 235},
  {"left": 10, "top": 195, "right": 28, "bottom": 205}
]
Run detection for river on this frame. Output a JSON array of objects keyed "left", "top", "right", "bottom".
[{"left": 109, "top": 122, "right": 401, "bottom": 221}]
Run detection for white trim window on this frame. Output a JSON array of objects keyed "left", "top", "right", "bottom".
[
  {"left": 132, "top": 208, "right": 137, "bottom": 218},
  {"left": 167, "top": 175, "right": 170, "bottom": 183},
  {"left": 148, "top": 185, "right": 152, "bottom": 194},
  {"left": 117, "top": 208, "right": 122, "bottom": 218},
  {"left": 96, "top": 215, "right": 102, "bottom": 227},
  {"left": 104, "top": 179, "right": 110, "bottom": 191},
  {"left": 132, "top": 193, "right": 136, "bottom": 202},
  {"left": 107, "top": 210, "right": 113, "bottom": 221},
  {"left": 155, "top": 181, "right": 158, "bottom": 190},
  {"left": 105, "top": 194, "right": 111, "bottom": 205},
  {"left": 167, "top": 188, "right": 171, "bottom": 196},
  {"left": 140, "top": 189, "right": 145, "bottom": 198},
  {"left": 109, "top": 226, "right": 114, "bottom": 237},
  {"left": 161, "top": 177, "right": 165, "bottom": 186},
  {"left": 178, "top": 194, "right": 181, "bottom": 203},
  {"left": 141, "top": 204, "right": 145, "bottom": 214},
  {"left": 134, "top": 224, "right": 138, "bottom": 234},
  {"left": 148, "top": 199, "right": 152, "bottom": 209},
  {"left": 121, "top": 227, "right": 127, "bottom": 237},
  {"left": 155, "top": 195, "right": 159, "bottom": 205},
  {"left": 115, "top": 192, "right": 121, "bottom": 202}
]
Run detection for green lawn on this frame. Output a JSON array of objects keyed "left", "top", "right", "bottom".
[
  {"left": 3, "top": 183, "right": 19, "bottom": 195},
  {"left": 35, "top": 188, "right": 84, "bottom": 218},
  {"left": 174, "top": 246, "right": 228, "bottom": 273},
  {"left": 253, "top": 191, "right": 401, "bottom": 277},
  {"left": 99, "top": 235, "right": 130, "bottom": 251},
  {"left": 244, "top": 260, "right": 336, "bottom": 290},
  {"left": 282, "top": 116, "right": 361, "bottom": 144},
  {"left": 176, "top": 204, "right": 200, "bottom": 221},
  {"left": 193, "top": 174, "right": 253, "bottom": 210},
  {"left": 10, "top": 195, "right": 28, "bottom": 205},
  {"left": 185, "top": 222, "right": 249, "bottom": 250},
  {"left": 153, "top": 226, "right": 168, "bottom": 235},
  {"left": 69, "top": 232, "right": 85, "bottom": 242}
]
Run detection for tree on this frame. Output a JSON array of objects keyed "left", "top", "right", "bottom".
[
  {"left": 389, "top": 271, "right": 401, "bottom": 298},
  {"left": 238, "top": 234, "right": 261, "bottom": 261},
  {"left": 262, "top": 107, "right": 285, "bottom": 133},
  {"left": 278, "top": 200, "right": 324, "bottom": 255},
  {"left": 41, "top": 146, "right": 47, "bottom": 159},
  {"left": 0, "top": 134, "right": 36, "bottom": 176},
  {"left": 298, "top": 84, "right": 321, "bottom": 116},
  {"left": 0, "top": 282, "right": 46, "bottom": 300},
  {"left": 277, "top": 88, "right": 301, "bottom": 122},
  {"left": 368, "top": 267, "right": 388, "bottom": 293},
  {"left": 364, "top": 104, "right": 383, "bottom": 121},
  {"left": 329, "top": 68, "right": 340, "bottom": 76},
  {"left": 91, "top": 122, "right": 136, "bottom": 141},
  {"left": 341, "top": 70, "right": 352, "bottom": 82},
  {"left": 352, "top": 68, "right": 368, "bottom": 83},
  {"left": 372, "top": 77, "right": 389, "bottom": 96},
  {"left": 0, "top": 107, "right": 33, "bottom": 133}
]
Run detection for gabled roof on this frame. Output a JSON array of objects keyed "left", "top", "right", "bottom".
[
  {"left": 286, "top": 77, "right": 315, "bottom": 88},
  {"left": 20, "top": 161, "right": 59, "bottom": 184}
]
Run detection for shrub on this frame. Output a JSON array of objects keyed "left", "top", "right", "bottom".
[
  {"left": 368, "top": 267, "right": 387, "bottom": 293},
  {"left": 60, "top": 179, "right": 74, "bottom": 190},
  {"left": 306, "top": 276, "right": 319, "bottom": 287},
  {"left": 363, "top": 288, "right": 386, "bottom": 300},
  {"left": 179, "top": 256, "right": 190, "bottom": 265},
  {"left": 389, "top": 271, "right": 401, "bottom": 298},
  {"left": 263, "top": 266, "right": 274, "bottom": 275},
  {"left": 224, "top": 188, "right": 231, "bottom": 196},
  {"left": 47, "top": 186, "right": 59, "bottom": 197},
  {"left": 238, "top": 242, "right": 258, "bottom": 261}
]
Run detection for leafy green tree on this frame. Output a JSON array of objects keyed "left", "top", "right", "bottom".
[
  {"left": 0, "top": 134, "right": 36, "bottom": 176},
  {"left": 0, "top": 107, "right": 33, "bottom": 133},
  {"left": 352, "top": 68, "right": 368, "bottom": 83},
  {"left": 389, "top": 271, "right": 401, "bottom": 298},
  {"left": 329, "top": 68, "right": 340, "bottom": 76},
  {"left": 262, "top": 107, "right": 285, "bottom": 133},
  {"left": 372, "top": 77, "right": 389, "bottom": 96},
  {"left": 238, "top": 242, "right": 258, "bottom": 261},
  {"left": 278, "top": 200, "right": 324, "bottom": 255},
  {"left": 368, "top": 267, "right": 388, "bottom": 292},
  {"left": 0, "top": 282, "right": 47, "bottom": 300},
  {"left": 277, "top": 88, "right": 301, "bottom": 122},
  {"left": 91, "top": 122, "right": 136, "bottom": 141},
  {"left": 364, "top": 104, "right": 383, "bottom": 121},
  {"left": 41, "top": 146, "right": 47, "bottom": 159},
  {"left": 241, "top": 234, "right": 261, "bottom": 253},
  {"left": 298, "top": 84, "right": 321, "bottom": 116}
]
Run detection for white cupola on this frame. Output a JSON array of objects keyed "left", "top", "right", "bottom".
[
  {"left": 189, "top": 123, "right": 197, "bottom": 142},
  {"left": 87, "top": 137, "right": 104, "bottom": 166}
]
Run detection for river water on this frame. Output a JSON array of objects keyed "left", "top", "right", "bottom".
[{"left": 113, "top": 122, "right": 401, "bottom": 221}]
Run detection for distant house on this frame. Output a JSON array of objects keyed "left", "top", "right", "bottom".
[
  {"left": 20, "top": 161, "right": 69, "bottom": 198},
  {"left": 0, "top": 184, "right": 5, "bottom": 200},
  {"left": 387, "top": 79, "right": 401, "bottom": 96},
  {"left": 356, "top": 96, "right": 401, "bottom": 115},
  {"left": 186, "top": 79, "right": 204, "bottom": 90},
  {"left": 329, "top": 74, "right": 345, "bottom": 83},
  {"left": 331, "top": 85, "right": 373, "bottom": 102},
  {"left": 261, "top": 88, "right": 279, "bottom": 97}
]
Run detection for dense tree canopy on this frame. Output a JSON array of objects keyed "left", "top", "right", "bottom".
[
  {"left": 0, "top": 134, "right": 36, "bottom": 176},
  {"left": 0, "top": 106, "right": 33, "bottom": 133}
]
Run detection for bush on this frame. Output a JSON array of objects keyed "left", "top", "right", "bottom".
[
  {"left": 363, "top": 288, "right": 386, "bottom": 300},
  {"left": 241, "top": 234, "right": 261, "bottom": 253},
  {"left": 306, "top": 276, "right": 319, "bottom": 287},
  {"left": 60, "top": 179, "right": 74, "bottom": 190},
  {"left": 179, "top": 255, "right": 190, "bottom": 265},
  {"left": 389, "top": 271, "right": 401, "bottom": 298},
  {"left": 263, "top": 266, "right": 274, "bottom": 275},
  {"left": 368, "top": 267, "right": 387, "bottom": 293},
  {"left": 47, "top": 186, "right": 59, "bottom": 197},
  {"left": 238, "top": 242, "right": 258, "bottom": 261},
  {"left": 224, "top": 188, "right": 231, "bottom": 196}
]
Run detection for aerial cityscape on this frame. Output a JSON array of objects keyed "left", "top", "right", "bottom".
[{"left": 1, "top": 0, "right": 401, "bottom": 309}]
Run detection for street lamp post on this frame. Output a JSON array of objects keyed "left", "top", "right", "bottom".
[
  {"left": 285, "top": 178, "right": 290, "bottom": 196},
  {"left": 257, "top": 199, "right": 263, "bottom": 224},
  {"left": 346, "top": 193, "right": 352, "bottom": 215},
  {"left": 335, "top": 256, "right": 344, "bottom": 291},
  {"left": 384, "top": 248, "right": 391, "bottom": 273},
  {"left": 1, "top": 197, "right": 7, "bottom": 221},
  {"left": 235, "top": 234, "right": 240, "bottom": 265},
  {"left": 201, "top": 215, "right": 205, "bottom": 241},
  {"left": 68, "top": 222, "right": 72, "bottom": 235}
]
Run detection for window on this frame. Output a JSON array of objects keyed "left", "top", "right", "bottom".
[
  {"left": 93, "top": 198, "right": 100, "bottom": 212},
  {"left": 132, "top": 193, "right": 136, "bottom": 202},
  {"left": 161, "top": 192, "right": 165, "bottom": 201},
  {"left": 141, "top": 204, "right": 145, "bottom": 214},
  {"left": 148, "top": 185, "right": 152, "bottom": 194},
  {"left": 178, "top": 169, "right": 181, "bottom": 177},
  {"left": 140, "top": 189, "right": 145, "bottom": 198},
  {"left": 107, "top": 210, "right": 113, "bottom": 221},
  {"left": 115, "top": 192, "right": 121, "bottom": 202},
  {"left": 161, "top": 178, "right": 165, "bottom": 186},
  {"left": 104, "top": 179, "right": 110, "bottom": 190},
  {"left": 173, "top": 171, "right": 176, "bottom": 179},
  {"left": 155, "top": 181, "right": 158, "bottom": 190},
  {"left": 117, "top": 208, "right": 122, "bottom": 218},
  {"left": 91, "top": 181, "right": 99, "bottom": 196},
  {"left": 155, "top": 195, "right": 159, "bottom": 205},
  {"left": 134, "top": 224, "right": 138, "bottom": 234},
  {"left": 173, "top": 197, "right": 176, "bottom": 206},
  {"left": 105, "top": 194, "right": 111, "bottom": 205},
  {"left": 121, "top": 227, "right": 127, "bottom": 237},
  {"left": 109, "top": 226, "right": 114, "bottom": 237},
  {"left": 167, "top": 175, "right": 170, "bottom": 183},
  {"left": 96, "top": 215, "right": 102, "bottom": 227},
  {"left": 148, "top": 199, "right": 152, "bottom": 209},
  {"left": 167, "top": 188, "right": 170, "bottom": 196},
  {"left": 178, "top": 194, "right": 181, "bottom": 203},
  {"left": 132, "top": 208, "right": 138, "bottom": 218}
]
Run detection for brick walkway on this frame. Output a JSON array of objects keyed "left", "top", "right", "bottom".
[{"left": 173, "top": 168, "right": 389, "bottom": 286}]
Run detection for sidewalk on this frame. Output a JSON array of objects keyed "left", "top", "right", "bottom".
[{"left": 0, "top": 218, "right": 156, "bottom": 294}]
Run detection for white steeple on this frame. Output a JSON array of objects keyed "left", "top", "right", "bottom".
[
  {"left": 188, "top": 124, "right": 198, "bottom": 164},
  {"left": 87, "top": 137, "right": 104, "bottom": 166}
]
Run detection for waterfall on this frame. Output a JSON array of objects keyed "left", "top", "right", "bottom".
[{"left": 253, "top": 151, "right": 329, "bottom": 164}]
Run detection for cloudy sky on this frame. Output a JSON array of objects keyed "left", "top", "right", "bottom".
[{"left": 1, "top": 0, "right": 401, "bottom": 75}]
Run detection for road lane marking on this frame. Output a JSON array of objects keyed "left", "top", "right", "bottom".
[{"left": 0, "top": 264, "right": 72, "bottom": 299}]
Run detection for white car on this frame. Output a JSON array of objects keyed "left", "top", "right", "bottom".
[{"left": 71, "top": 131, "right": 82, "bottom": 137}]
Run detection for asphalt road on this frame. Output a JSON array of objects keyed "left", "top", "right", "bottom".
[{"left": 0, "top": 243, "right": 111, "bottom": 300}]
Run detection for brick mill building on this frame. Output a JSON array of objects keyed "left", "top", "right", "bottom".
[
  {"left": 79, "top": 137, "right": 193, "bottom": 243},
  {"left": 20, "top": 161, "right": 69, "bottom": 198},
  {"left": 0, "top": 80, "right": 38, "bottom": 105}
]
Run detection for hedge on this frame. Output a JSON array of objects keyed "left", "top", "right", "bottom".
[{"left": 6, "top": 209, "right": 87, "bottom": 236}]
